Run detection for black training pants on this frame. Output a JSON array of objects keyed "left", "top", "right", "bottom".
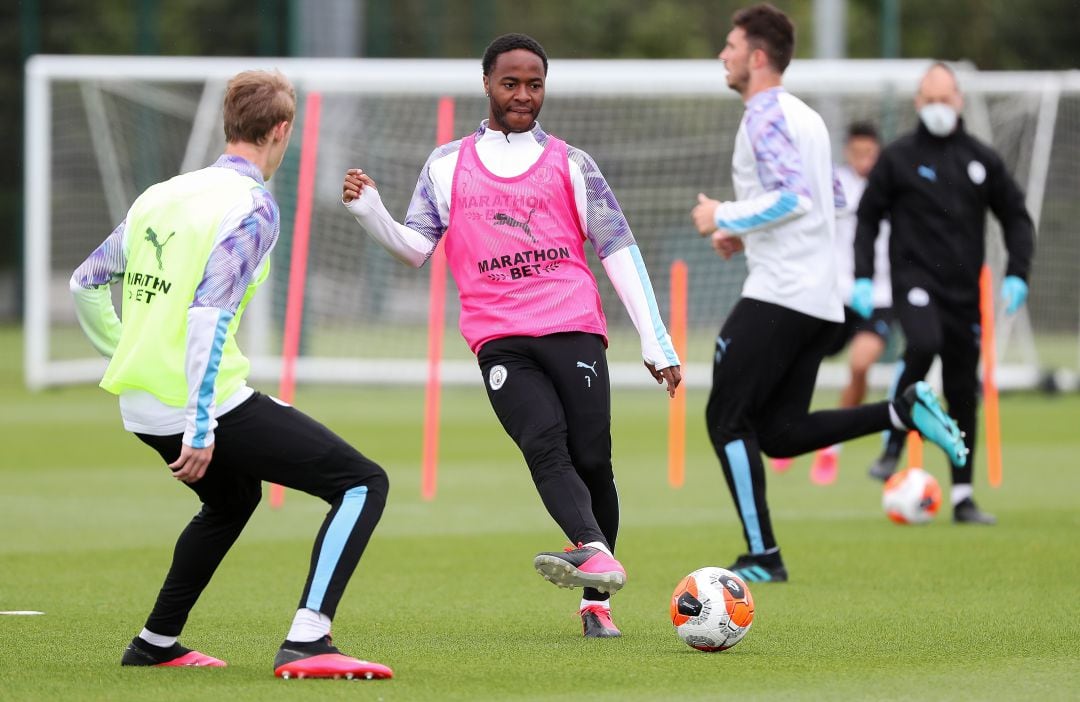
[
  {"left": 478, "top": 332, "right": 617, "bottom": 601},
  {"left": 136, "top": 392, "right": 388, "bottom": 636},
  {"left": 884, "top": 289, "right": 980, "bottom": 486},
  {"left": 705, "top": 299, "right": 893, "bottom": 555}
]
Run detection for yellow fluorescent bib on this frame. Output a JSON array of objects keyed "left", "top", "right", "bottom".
[{"left": 100, "top": 167, "right": 269, "bottom": 406}]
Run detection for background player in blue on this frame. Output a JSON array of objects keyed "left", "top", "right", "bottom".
[
  {"left": 71, "top": 70, "right": 393, "bottom": 680},
  {"left": 853, "top": 63, "right": 1035, "bottom": 524},
  {"left": 691, "top": 4, "right": 967, "bottom": 583}
]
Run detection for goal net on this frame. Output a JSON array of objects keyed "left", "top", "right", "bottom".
[{"left": 24, "top": 56, "right": 1079, "bottom": 391}]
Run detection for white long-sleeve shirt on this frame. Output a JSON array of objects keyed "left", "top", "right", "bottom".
[
  {"left": 835, "top": 164, "right": 891, "bottom": 307},
  {"left": 712, "top": 87, "right": 845, "bottom": 323},
  {"left": 345, "top": 120, "right": 679, "bottom": 370}
]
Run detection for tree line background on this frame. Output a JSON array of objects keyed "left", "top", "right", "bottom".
[{"left": 1, "top": 0, "right": 1077, "bottom": 319}]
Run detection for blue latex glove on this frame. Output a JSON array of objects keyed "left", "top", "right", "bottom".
[
  {"left": 1000, "top": 275, "right": 1028, "bottom": 315},
  {"left": 851, "top": 278, "right": 874, "bottom": 319}
]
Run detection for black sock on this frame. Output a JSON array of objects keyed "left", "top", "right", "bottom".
[
  {"left": 126, "top": 637, "right": 191, "bottom": 664},
  {"left": 583, "top": 588, "right": 610, "bottom": 602},
  {"left": 280, "top": 635, "right": 338, "bottom": 655},
  {"left": 756, "top": 549, "right": 783, "bottom": 567}
]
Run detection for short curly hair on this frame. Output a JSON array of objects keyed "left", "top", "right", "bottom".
[
  {"left": 732, "top": 3, "right": 795, "bottom": 75},
  {"left": 481, "top": 33, "right": 548, "bottom": 76}
]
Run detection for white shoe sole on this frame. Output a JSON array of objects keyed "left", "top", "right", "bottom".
[{"left": 533, "top": 555, "right": 626, "bottom": 594}]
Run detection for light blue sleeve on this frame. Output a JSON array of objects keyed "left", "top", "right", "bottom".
[{"left": 713, "top": 92, "right": 813, "bottom": 235}]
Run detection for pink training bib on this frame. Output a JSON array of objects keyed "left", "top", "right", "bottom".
[{"left": 445, "top": 134, "right": 606, "bottom": 353}]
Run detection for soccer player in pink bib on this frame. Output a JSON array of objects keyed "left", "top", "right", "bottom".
[{"left": 342, "top": 33, "right": 681, "bottom": 638}]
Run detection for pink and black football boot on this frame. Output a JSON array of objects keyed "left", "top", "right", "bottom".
[
  {"left": 533, "top": 543, "right": 626, "bottom": 595},
  {"left": 273, "top": 635, "right": 392, "bottom": 680},
  {"left": 580, "top": 604, "right": 622, "bottom": 638},
  {"left": 120, "top": 637, "right": 226, "bottom": 667}
]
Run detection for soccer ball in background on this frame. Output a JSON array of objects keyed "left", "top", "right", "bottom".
[
  {"left": 882, "top": 467, "right": 942, "bottom": 524},
  {"left": 670, "top": 567, "right": 754, "bottom": 651}
]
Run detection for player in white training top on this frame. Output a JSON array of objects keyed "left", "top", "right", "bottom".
[{"left": 690, "top": 3, "right": 966, "bottom": 583}]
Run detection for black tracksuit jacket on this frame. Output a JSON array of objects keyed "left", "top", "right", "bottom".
[{"left": 854, "top": 119, "right": 1034, "bottom": 309}]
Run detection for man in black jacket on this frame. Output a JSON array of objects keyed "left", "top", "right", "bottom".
[{"left": 851, "top": 62, "right": 1034, "bottom": 525}]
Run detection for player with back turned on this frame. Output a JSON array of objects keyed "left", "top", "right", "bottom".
[
  {"left": 853, "top": 62, "right": 1035, "bottom": 524},
  {"left": 342, "top": 33, "right": 681, "bottom": 638},
  {"left": 71, "top": 70, "right": 393, "bottom": 680},
  {"left": 690, "top": 3, "right": 967, "bottom": 583}
]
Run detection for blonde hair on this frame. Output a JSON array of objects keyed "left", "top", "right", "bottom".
[{"left": 222, "top": 70, "right": 296, "bottom": 145}]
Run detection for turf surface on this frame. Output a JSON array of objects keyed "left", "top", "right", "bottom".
[{"left": 1, "top": 326, "right": 1078, "bottom": 700}]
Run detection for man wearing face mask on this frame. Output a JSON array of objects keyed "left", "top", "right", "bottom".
[{"left": 852, "top": 62, "right": 1035, "bottom": 525}]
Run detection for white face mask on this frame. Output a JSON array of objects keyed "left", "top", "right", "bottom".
[{"left": 919, "top": 103, "right": 958, "bottom": 137}]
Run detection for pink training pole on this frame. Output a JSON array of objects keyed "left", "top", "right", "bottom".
[
  {"left": 420, "top": 97, "right": 455, "bottom": 501},
  {"left": 271, "top": 91, "right": 322, "bottom": 509},
  {"left": 667, "top": 260, "right": 688, "bottom": 488}
]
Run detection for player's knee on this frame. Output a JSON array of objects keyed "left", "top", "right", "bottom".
[
  {"left": 370, "top": 468, "right": 389, "bottom": 499},
  {"left": 904, "top": 335, "right": 942, "bottom": 361},
  {"left": 758, "top": 434, "right": 791, "bottom": 458},
  {"left": 200, "top": 482, "right": 261, "bottom": 521},
  {"left": 576, "top": 457, "right": 614, "bottom": 485},
  {"left": 705, "top": 409, "right": 747, "bottom": 447},
  {"left": 708, "top": 420, "right": 760, "bottom": 461},
  {"left": 240, "top": 486, "right": 262, "bottom": 515},
  {"left": 705, "top": 400, "right": 738, "bottom": 438},
  {"left": 519, "top": 429, "right": 570, "bottom": 473},
  {"left": 356, "top": 466, "right": 389, "bottom": 505}
]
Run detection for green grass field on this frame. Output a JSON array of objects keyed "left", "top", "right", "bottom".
[{"left": 2, "top": 325, "right": 1078, "bottom": 701}]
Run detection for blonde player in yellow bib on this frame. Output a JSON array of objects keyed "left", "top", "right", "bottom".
[{"left": 71, "top": 70, "right": 393, "bottom": 680}]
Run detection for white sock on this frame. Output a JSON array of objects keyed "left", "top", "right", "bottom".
[
  {"left": 888, "top": 404, "right": 907, "bottom": 430},
  {"left": 584, "top": 540, "right": 612, "bottom": 557},
  {"left": 580, "top": 598, "right": 611, "bottom": 611},
  {"left": 286, "top": 608, "right": 331, "bottom": 643},
  {"left": 951, "top": 484, "right": 973, "bottom": 506},
  {"left": 821, "top": 444, "right": 840, "bottom": 456},
  {"left": 139, "top": 628, "right": 176, "bottom": 648}
]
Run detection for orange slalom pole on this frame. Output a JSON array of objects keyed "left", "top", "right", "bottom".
[
  {"left": 420, "top": 97, "right": 455, "bottom": 501},
  {"left": 271, "top": 91, "right": 322, "bottom": 509},
  {"left": 906, "top": 431, "right": 923, "bottom": 468},
  {"left": 667, "top": 260, "right": 688, "bottom": 488},
  {"left": 980, "top": 265, "right": 1002, "bottom": 487}
]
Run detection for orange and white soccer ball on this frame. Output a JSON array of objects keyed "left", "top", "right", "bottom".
[
  {"left": 882, "top": 466, "right": 942, "bottom": 524},
  {"left": 670, "top": 567, "right": 754, "bottom": 651}
]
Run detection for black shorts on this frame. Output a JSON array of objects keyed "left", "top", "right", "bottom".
[{"left": 824, "top": 306, "right": 894, "bottom": 357}]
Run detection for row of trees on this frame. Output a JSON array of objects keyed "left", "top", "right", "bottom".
[{"left": 1, "top": 0, "right": 1077, "bottom": 316}]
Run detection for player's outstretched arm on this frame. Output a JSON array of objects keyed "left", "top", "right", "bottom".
[{"left": 341, "top": 168, "right": 434, "bottom": 268}]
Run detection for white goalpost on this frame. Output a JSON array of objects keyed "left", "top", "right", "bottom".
[{"left": 24, "top": 55, "right": 1080, "bottom": 391}]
